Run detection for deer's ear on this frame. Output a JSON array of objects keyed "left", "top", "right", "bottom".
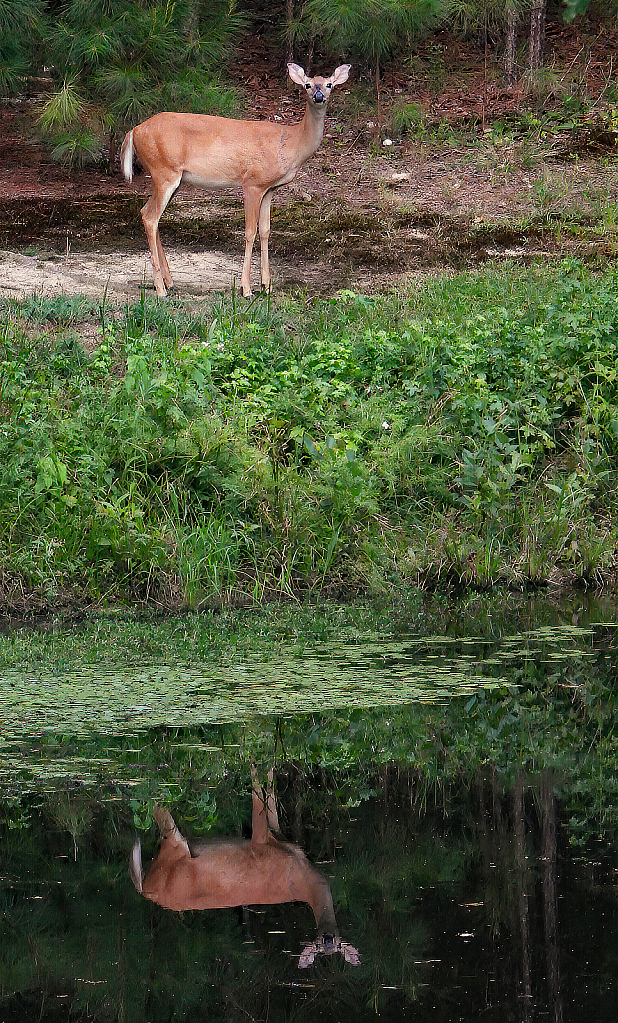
[
  {"left": 330, "top": 64, "right": 351, "bottom": 86},
  {"left": 341, "top": 942, "right": 361, "bottom": 965},
  {"left": 298, "top": 944, "right": 318, "bottom": 968},
  {"left": 287, "top": 63, "right": 308, "bottom": 86}
]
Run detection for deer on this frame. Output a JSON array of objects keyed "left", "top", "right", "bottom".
[
  {"left": 129, "top": 767, "right": 360, "bottom": 969},
  {"left": 119, "top": 63, "right": 351, "bottom": 299}
]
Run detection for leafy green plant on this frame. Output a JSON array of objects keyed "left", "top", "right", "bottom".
[
  {"left": 2, "top": 261, "right": 618, "bottom": 607},
  {"left": 389, "top": 100, "right": 425, "bottom": 137}
]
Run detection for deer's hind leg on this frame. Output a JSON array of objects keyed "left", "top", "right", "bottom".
[{"left": 140, "top": 175, "right": 181, "bottom": 296}]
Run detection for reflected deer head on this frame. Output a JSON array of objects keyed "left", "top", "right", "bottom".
[{"left": 299, "top": 935, "right": 362, "bottom": 968}]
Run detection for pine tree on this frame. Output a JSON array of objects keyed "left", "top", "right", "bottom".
[
  {"left": 0, "top": 0, "right": 45, "bottom": 95},
  {"left": 290, "top": 0, "right": 448, "bottom": 103},
  {"left": 38, "top": 0, "right": 245, "bottom": 167}
]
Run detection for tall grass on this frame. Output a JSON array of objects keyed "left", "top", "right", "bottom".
[{"left": 1, "top": 259, "right": 617, "bottom": 610}]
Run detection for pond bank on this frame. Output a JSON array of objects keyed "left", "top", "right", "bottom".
[
  {"left": 1, "top": 186, "right": 616, "bottom": 303},
  {"left": 1, "top": 259, "right": 617, "bottom": 613}
]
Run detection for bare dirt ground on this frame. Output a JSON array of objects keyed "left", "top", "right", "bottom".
[
  {"left": 2, "top": 25, "right": 618, "bottom": 302},
  {"left": 0, "top": 235, "right": 289, "bottom": 300}
]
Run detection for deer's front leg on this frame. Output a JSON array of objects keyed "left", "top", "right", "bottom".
[
  {"left": 258, "top": 190, "right": 273, "bottom": 293},
  {"left": 241, "top": 186, "right": 263, "bottom": 298}
]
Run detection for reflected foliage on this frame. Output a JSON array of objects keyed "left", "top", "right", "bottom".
[
  {"left": 1, "top": 762, "right": 617, "bottom": 1021},
  {"left": 0, "top": 596, "right": 617, "bottom": 1018}
]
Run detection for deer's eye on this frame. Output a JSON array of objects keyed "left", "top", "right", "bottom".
[
  {"left": 326, "top": 83, "right": 332, "bottom": 89},
  {"left": 305, "top": 83, "right": 311, "bottom": 90}
]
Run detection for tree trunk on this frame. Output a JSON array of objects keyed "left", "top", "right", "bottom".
[
  {"left": 108, "top": 131, "right": 117, "bottom": 174},
  {"left": 504, "top": 4, "right": 518, "bottom": 85},
  {"left": 529, "top": 0, "right": 546, "bottom": 71},
  {"left": 306, "top": 31, "right": 315, "bottom": 73},
  {"left": 285, "top": 0, "right": 294, "bottom": 64}
]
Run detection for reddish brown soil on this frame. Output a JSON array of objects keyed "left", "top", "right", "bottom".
[{"left": 1, "top": 23, "right": 617, "bottom": 300}]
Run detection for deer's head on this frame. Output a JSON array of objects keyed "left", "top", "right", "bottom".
[{"left": 287, "top": 64, "right": 351, "bottom": 108}]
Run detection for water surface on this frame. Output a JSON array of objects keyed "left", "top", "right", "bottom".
[{"left": 1, "top": 593, "right": 616, "bottom": 1021}]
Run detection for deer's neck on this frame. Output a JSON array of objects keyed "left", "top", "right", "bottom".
[
  {"left": 290, "top": 102, "right": 328, "bottom": 166},
  {"left": 310, "top": 878, "right": 339, "bottom": 938}
]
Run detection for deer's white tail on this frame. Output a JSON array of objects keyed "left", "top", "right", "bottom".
[
  {"left": 120, "top": 130, "right": 134, "bottom": 183},
  {"left": 129, "top": 840, "right": 143, "bottom": 892}
]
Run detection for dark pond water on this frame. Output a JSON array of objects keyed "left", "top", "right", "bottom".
[{"left": 1, "top": 593, "right": 617, "bottom": 1022}]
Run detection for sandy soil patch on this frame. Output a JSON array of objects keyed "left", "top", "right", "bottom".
[{"left": 0, "top": 245, "right": 312, "bottom": 301}]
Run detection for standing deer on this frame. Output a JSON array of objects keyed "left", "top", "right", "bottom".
[
  {"left": 120, "top": 63, "right": 351, "bottom": 299},
  {"left": 130, "top": 768, "right": 360, "bottom": 968}
]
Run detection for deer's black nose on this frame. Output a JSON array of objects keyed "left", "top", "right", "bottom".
[{"left": 314, "top": 89, "right": 325, "bottom": 103}]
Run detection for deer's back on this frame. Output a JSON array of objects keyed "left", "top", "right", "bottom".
[
  {"left": 142, "top": 834, "right": 320, "bottom": 912},
  {"left": 132, "top": 112, "right": 298, "bottom": 188}
]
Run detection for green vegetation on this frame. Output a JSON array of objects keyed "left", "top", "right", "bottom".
[
  {"left": 36, "top": 0, "right": 244, "bottom": 165},
  {"left": 0, "top": 0, "right": 45, "bottom": 95},
  {"left": 3, "top": 0, "right": 618, "bottom": 165},
  {"left": 1, "top": 259, "right": 617, "bottom": 611}
]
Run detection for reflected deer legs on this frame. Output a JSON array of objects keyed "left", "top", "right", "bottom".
[{"left": 250, "top": 764, "right": 280, "bottom": 842}]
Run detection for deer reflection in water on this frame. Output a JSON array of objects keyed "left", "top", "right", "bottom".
[{"left": 130, "top": 768, "right": 360, "bottom": 968}]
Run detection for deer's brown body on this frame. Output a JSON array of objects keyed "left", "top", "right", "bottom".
[
  {"left": 130, "top": 770, "right": 359, "bottom": 968},
  {"left": 119, "top": 63, "right": 350, "bottom": 298}
]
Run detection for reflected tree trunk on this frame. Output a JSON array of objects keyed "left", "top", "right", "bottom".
[
  {"left": 539, "top": 772, "right": 563, "bottom": 1023},
  {"left": 490, "top": 765, "right": 508, "bottom": 864},
  {"left": 476, "top": 770, "right": 488, "bottom": 836},
  {"left": 512, "top": 772, "right": 532, "bottom": 1019}
]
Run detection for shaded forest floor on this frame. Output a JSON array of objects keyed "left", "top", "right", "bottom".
[{"left": 2, "top": 22, "right": 618, "bottom": 299}]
